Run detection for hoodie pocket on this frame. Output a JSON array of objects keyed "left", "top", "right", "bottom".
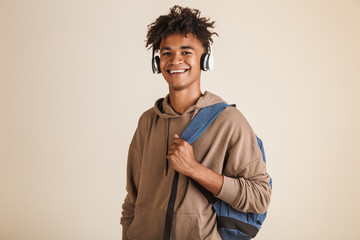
[
  {"left": 172, "top": 212, "right": 201, "bottom": 240},
  {"left": 127, "top": 207, "right": 164, "bottom": 240}
]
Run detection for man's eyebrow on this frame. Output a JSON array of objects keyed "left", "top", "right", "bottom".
[
  {"left": 160, "top": 46, "right": 194, "bottom": 52},
  {"left": 160, "top": 47, "right": 171, "bottom": 52},
  {"left": 180, "top": 46, "right": 194, "bottom": 50}
]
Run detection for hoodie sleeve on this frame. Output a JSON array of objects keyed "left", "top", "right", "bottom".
[
  {"left": 120, "top": 127, "right": 142, "bottom": 239},
  {"left": 215, "top": 110, "right": 271, "bottom": 214},
  {"left": 120, "top": 145, "right": 141, "bottom": 239}
]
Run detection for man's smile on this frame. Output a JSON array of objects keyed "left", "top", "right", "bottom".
[{"left": 166, "top": 68, "right": 190, "bottom": 75}]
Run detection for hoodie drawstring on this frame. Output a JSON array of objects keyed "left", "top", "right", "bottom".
[{"left": 164, "top": 118, "right": 170, "bottom": 176}]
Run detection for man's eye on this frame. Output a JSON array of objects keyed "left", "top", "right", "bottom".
[
  {"left": 183, "top": 51, "right": 192, "bottom": 55},
  {"left": 162, "top": 52, "right": 171, "bottom": 56}
]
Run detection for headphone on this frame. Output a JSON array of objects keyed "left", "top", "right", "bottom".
[
  {"left": 201, "top": 41, "right": 214, "bottom": 71},
  {"left": 152, "top": 49, "right": 161, "bottom": 74},
  {"left": 152, "top": 40, "right": 214, "bottom": 74}
]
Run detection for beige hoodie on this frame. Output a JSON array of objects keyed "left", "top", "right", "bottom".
[{"left": 121, "top": 91, "right": 271, "bottom": 240}]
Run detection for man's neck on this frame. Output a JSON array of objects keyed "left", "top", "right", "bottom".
[{"left": 168, "top": 89, "right": 202, "bottom": 115}]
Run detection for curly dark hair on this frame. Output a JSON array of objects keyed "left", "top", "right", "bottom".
[{"left": 146, "top": 5, "right": 218, "bottom": 53}]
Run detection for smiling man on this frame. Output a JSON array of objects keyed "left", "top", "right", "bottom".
[
  {"left": 160, "top": 34, "right": 202, "bottom": 92},
  {"left": 120, "top": 6, "right": 271, "bottom": 240}
]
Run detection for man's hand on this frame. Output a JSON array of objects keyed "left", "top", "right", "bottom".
[
  {"left": 167, "top": 134, "right": 199, "bottom": 176},
  {"left": 167, "top": 133, "right": 223, "bottom": 196}
]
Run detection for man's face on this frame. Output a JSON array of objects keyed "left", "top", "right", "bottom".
[{"left": 159, "top": 33, "right": 205, "bottom": 91}]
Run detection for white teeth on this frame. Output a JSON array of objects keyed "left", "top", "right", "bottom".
[{"left": 169, "top": 69, "right": 187, "bottom": 74}]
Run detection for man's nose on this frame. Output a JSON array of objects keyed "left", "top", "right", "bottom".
[{"left": 170, "top": 52, "right": 184, "bottom": 65}]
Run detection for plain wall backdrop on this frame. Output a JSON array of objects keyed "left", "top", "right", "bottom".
[{"left": 1, "top": 0, "right": 360, "bottom": 239}]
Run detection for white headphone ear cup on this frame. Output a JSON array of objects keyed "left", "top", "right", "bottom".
[
  {"left": 152, "top": 56, "right": 156, "bottom": 73},
  {"left": 155, "top": 56, "right": 161, "bottom": 74},
  {"left": 207, "top": 40, "right": 214, "bottom": 71},
  {"left": 152, "top": 48, "right": 161, "bottom": 74},
  {"left": 208, "top": 51, "right": 214, "bottom": 71},
  {"left": 202, "top": 53, "right": 209, "bottom": 71},
  {"left": 152, "top": 55, "right": 161, "bottom": 74}
]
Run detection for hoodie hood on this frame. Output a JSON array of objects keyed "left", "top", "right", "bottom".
[{"left": 154, "top": 91, "right": 226, "bottom": 119}]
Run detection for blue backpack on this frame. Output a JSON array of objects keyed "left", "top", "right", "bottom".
[{"left": 163, "top": 102, "right": 272, "bottom": 240}]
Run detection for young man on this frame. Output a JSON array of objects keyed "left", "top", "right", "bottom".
[{"left": 120, "top": 6, "right": 271, "bottom": 240}]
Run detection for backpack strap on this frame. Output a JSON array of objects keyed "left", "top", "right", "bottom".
[
  {"left": 163, "top": 102, "right": 230, "bottom": 240},
  {"left": 180, "top": 102, "right": 231, "bottom": 144}
]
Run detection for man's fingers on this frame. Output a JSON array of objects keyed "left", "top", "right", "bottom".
[
  {"left": 168, "top": 148, "right": 180, "bottom": 155},
  {"left": 167, "top": 152, "right": 177, "bottom": 160},
  {"left": 168, "top": 144, "right": 179, "bottom": 150},
  {"left": 172, "top": 138, "right": 183, "bottom": 145},
  {"left": 173, "top": 133, "right": 185, "bottom": 144}
]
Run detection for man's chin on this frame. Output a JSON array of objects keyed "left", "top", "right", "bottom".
[{"left": 169, "top": 85, "right": 188, "bottom": 91}]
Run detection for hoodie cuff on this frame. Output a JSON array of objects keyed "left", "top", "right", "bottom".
[
  {"left": 215, "top": 176, "right": 239, "bottom": 205},
  {"left": 121, "top": 222, "right": 131, "bottom": 240}
]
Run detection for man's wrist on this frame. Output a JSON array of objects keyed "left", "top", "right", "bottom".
[
  {"left": 187, "top": 161, "right": 202, "bottom": 179},
  {"left": 187, "top": 162, "right": 223, "bottom": 196}
]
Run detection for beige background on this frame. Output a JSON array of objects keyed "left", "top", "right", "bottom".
[{"left": 1, "top": 0, "right": 360, "bottom": 239}]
